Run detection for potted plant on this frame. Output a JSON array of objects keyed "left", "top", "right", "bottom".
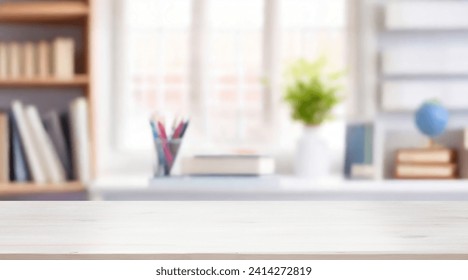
[{"left": 284, "top": 57, "right": 344, "bottom": 178}]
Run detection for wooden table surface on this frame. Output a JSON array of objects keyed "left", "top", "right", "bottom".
[{"left": 0, "top": 202, "right": 467, "bottom": 259}]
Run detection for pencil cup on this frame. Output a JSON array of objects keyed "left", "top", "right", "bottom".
[{"left": 153, "top": 138, "right": 182, "bottom": 176}]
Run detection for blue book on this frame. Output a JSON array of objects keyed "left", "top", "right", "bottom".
[
  {"left": 8, "top": 110, "right": 31, "bottom": 182},
  {"left": 344, "top": 124, "right": 366, "bottom": 178},
  {"left": 344, "top": 123, "right": 374, "bottom": 178}
]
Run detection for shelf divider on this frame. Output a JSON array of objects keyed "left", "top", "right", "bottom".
[
  {"left": 0, "top": 182, "right": 85, "bottom": 196},
  {"left": 0, "top": 75, "right": 89, "bottom": 88}
]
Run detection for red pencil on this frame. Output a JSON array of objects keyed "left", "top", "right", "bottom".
[
  {"left": 157, "top": 121, "right": 174, "bottom": 167},
  {"left": 172, "top": 120, "right": 185, "bottom": 139}
]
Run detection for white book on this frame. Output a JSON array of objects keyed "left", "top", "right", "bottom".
[
  {"left": 0, "top": 113, "right": 9, "bottom": 183},
  {"left": 382, "top": 48, "right": 468, "bottom": 75},
  {"left": 8, "top": 42, "right": 21, "bottom": 79},
  {"left": 70, "top": 97, "right": 91, "bottom": 183},
  {"left": 386, "top": 1, "right": 468, "bottom": 30},
  {"left": 11, "top": 101, "right": 47, "bottom": 183},
  {"left": 465, "top": 129, "right": 468, "bottom": 150},
  {"left": 0, "top": 42, "right": 7, "bottom": 79},
  {"left": 43, "top": 111, "right": 72, "bottom": 179},
  {"left": 37, "top": 40, "right": 51, "bottom": 78},
  {"left": 382, "top": 81, "right": 468, "bottom": 111},
  {"left": 150, "top": 176, "right": 280, "bottom": 189},
  {"left": 396, "top": 164, "right": 456, "bottom": 178},
  {"left": 24, "top": 106, "right": 66, "bottom": 184},
  {"left": 181, "top": 155, "right": 275, "bottom": 176},
  {"left": 23, "top": 42, "right": 36, "bottom": 79},
  {"left": 53, "top": 38, "right": 75, "bottom": 79},
  {"left": 351, "top": 164, "right": 375, "bottom": 180}
]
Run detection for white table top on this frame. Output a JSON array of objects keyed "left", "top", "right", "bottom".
[{"left": 1, "top": 202, "right": 468, "bottom": 259}]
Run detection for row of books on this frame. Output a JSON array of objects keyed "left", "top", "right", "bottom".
[
  {"left": 0, "top": 98, "right": 90, "bottom": 184},
  {"left": 0, "top": 38, "right": 75, "bottom": 80}
]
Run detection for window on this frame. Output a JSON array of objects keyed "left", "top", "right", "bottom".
[
  {"left": 115, "top": 0, "right": 347, "bottom": 154},
  {"left": 206, "top": 0, "right": 265, "bottom": 144},
  {"left": 116, "top": 0, "right": 191, "bottom": 151},
  {"left": 281, "top": 0, "right": 346, "bottom": 68}
]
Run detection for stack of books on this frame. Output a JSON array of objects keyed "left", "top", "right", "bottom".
[
  {"left": 0, "top": 98, "right": 91, "bottom": 184},
  {"left": 394, "top": 148, "right": 457, "bottom": 179},
  {"left": 0, "top": 37, "right": 75, "bottom": 80},
  {"left": 181, "top": 154, "right": 275, "bottom": 176}
]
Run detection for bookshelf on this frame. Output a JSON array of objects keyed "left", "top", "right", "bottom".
[{"left": 0, "top": 0, "right": 93, "bottom": 197}]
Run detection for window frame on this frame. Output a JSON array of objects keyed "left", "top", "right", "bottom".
[{"left": 113, "top": 0, "right": 281, "bottom": 152}]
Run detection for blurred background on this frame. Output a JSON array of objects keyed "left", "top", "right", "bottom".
[
  {"left": 107, "top": 0, "right": 347, "bottom": 177},
  {"left": 2, "top": 0, "right": 468, "bottom": 200}
]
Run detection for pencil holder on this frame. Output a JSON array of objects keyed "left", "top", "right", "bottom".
[{"left": 153, "top": 138, "right": 183, "bottom": 176}]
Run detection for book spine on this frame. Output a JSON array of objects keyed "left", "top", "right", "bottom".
[
  {"left": 60, "top": 112, "right": 75, "bottom": 180},
  {"left": 44, "top": 112, "right": 73, "bottom": 180},
  {"left": 11, "top": 101, "right": 47, "bottom": 183},
  {"left": 8, "top": 110, "right": 31, "bottom": 182},
  {"left": 25, "top": 106, "right": 66, "bottom": 183},
  {"left": 395, "top": 164, "right": 457, "bottom": 179},
  {"left": 53, "top": 38, "right": 75, "bottom": 79},
  {"left": 0, "top": 42, "right": 7, "bottom": 79},
  {"left": 38, "top": 40, "right": 51, "bottom": 78},
  {"left": 8, "top": 42, "right": 21, "bottom": 79},
  {"left": 23, "top": 42, "right": 36, "bottom": 79},
  {"left": 70, "top": 98, "right": 91, "bottom": 183},
  {"left": 0, "top": 114, "right": 9, "bottom": 183},
  {"left": 396, "top": 150, "right": 455, "bottom": 164}
]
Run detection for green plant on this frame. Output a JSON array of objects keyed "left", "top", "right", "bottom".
[{"left": 284, "top": 57, "right": 344, "bottom": 126}]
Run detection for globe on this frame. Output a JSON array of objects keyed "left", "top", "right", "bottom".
[{"left": 415, "top": 102, "right": 448, "bottom": 138}]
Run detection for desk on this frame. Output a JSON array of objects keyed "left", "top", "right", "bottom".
[{"left": 0, "top": 202, "right": 467, "bottom": 259}]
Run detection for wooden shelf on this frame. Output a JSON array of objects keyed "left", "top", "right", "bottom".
[
  {"left": 0, "top": 182, "right": 85, "bottom": 196},
  {"left": 0, "top": 2, "right": 89, "bottom": 23},
  {"left": 0, "top": 1, "right": 94, "bottom": 198},
  {"left": 0, "top": 75, "right": 89, "bottom": 88}
]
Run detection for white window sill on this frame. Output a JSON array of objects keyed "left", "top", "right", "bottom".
[{"left": 91, "top": 175, "right": 468, "bottom": 201}]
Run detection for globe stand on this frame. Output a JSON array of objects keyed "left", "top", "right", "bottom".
[{"left": 427, "top": 138, "right": 443, "bottom": 149}]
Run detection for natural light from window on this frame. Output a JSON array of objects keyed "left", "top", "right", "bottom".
[{"left": 118, "top": 0, "right": 346, "bottom": 154}]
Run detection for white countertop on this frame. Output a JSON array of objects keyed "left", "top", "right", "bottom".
[{"left": 1, "top": 202, "right": 468, "bottom": 259}]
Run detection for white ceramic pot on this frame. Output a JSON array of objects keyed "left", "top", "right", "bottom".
[{"left": 295, "top": 126, "right": 331, "bottom": 178}]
